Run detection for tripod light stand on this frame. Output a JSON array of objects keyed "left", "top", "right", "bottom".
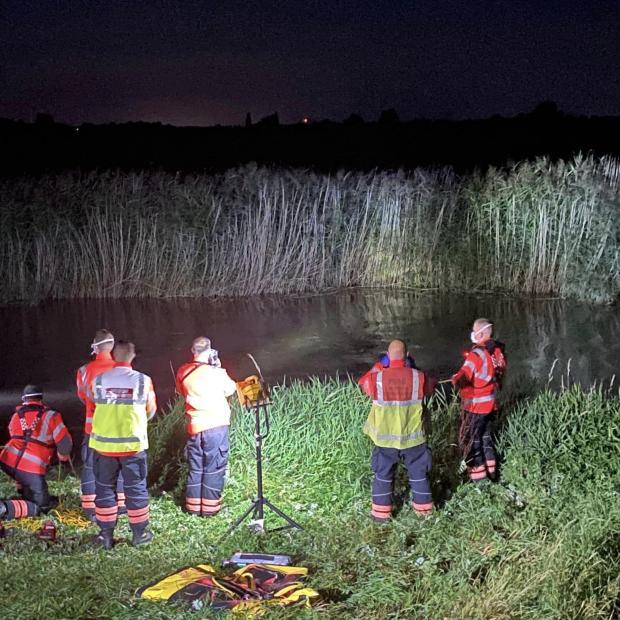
[{"left": 222, "top": 375, "right": 302, "bottom": 539}]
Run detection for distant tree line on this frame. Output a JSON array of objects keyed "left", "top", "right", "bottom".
[{"left": 1, "top": 102, "right": 619, "bottom": 175}]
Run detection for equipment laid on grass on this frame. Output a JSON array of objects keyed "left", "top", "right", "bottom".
[
  {"left": 36, "top": 520, "right": 57, "bottom": 541},
  {"left": 3, "top": 508, "right": 93, "bottom": 533},
  {"left": 222, "top": 552, "right": 292, "bottom": 567},
  {"left": 137, "top": 562, "right": 319, "bottom": 613},
  {"left": 223, "top": 355, "right": 302, "bottom": 538}
]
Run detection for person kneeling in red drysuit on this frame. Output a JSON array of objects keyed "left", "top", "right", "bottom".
[{"left": 0, "top": 385, "right": 72, "bottom": 521}]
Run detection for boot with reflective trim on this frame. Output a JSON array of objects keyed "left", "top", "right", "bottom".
[
  {"left": 94, "top": 530, "right": 114, "bottom": 550},
  {"left": 132, "top": 529, "right": 154, "bottom": 547},
  {"left": 370, "top": 502, "right": 392, "bottom": 523}
]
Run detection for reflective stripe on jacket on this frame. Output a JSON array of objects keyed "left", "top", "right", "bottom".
[
  {"left": 89, "top": 366, "right": 156, "bottom": 454},
  {"left": 0, "top": 402, "right": 72, "bottom": 474},
  {"left": 362, "top": 367, "right": 427, "bottom": 449},
  {"left": 176, "top": 362, "right": 237, "bottom": 435},
  {"left": 76, "top": 353, "right": 116, "bottom": 434},
  {"left": 453, "top": 346, "right": 497, "bottom": 414}
]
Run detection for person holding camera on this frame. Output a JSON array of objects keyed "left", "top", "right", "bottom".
[{"left": 176, "top": 336, "right": 236, "bottom": 517}]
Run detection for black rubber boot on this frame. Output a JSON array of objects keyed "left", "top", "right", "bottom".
[
  {"left": 132, "top": 529, "right": 153, "bottom": 547},
  {"left": 0, "top": 501, "right": 7, "bottom": 520},
  {"left": 94, "top": 530, "right": 114, "bottom": 550}
]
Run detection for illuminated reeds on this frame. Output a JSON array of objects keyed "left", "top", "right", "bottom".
[{"left": 0, "top": 156, "right": 617, "bottom": 303}]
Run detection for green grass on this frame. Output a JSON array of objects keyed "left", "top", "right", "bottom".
[
  {"left": 1, "top": 156, "right": 618, "bottom": 304},
  {"left": 1, "top": 379, "right": 619, "bottom": 619}
]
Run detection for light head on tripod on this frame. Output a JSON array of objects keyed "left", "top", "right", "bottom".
[{"left": 236, "top": 375, "right": 271, "bottom": 408}]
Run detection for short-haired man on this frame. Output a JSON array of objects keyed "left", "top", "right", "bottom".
[
  {"left": 0, "top": 385, "right": 72, "bottom": 520},
  {"left": 452, "top": 319, "right": 507, "bottom": 482},
  {"left": 176, "top": 337, "right": 236, "bottom": 517},
  {"left": 359, "top": 339, "right": 436, "bottom": 521},
  {"left": 76, "top": 329, "right": 125, "bottom": 519},
  {"left": 90, "top": 341, "right": 156, "bottom": 549}
]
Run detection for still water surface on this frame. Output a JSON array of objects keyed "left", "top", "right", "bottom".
[{"left": 0, "top": 290, "right": 618, "bottom": 444}]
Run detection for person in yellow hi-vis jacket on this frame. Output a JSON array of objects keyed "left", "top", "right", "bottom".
[
  {"left": 358, "top": 339, "right": 436, "bottom": 521},
  {"left": 89, "top": 341, "right": 157, "bottom": 549}
]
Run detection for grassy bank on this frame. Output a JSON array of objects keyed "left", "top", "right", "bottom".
[
  {"left": 1, "top": 156, "right": 618, "bottom": 304},
  {"left": 0, "top": 379, "right": 619, "bottom": 619}
]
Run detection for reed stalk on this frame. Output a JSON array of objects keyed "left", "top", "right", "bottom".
[{"left": 0, "top": 156, "right": 617, "bottom": 303}]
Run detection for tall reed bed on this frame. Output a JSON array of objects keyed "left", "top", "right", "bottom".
[{"left": 0, "top": 156, "right": 618, "bottom": 303}]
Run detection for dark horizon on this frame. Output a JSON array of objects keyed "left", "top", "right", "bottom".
[
  {"left": 2, "top": 1, "right": 619, "bottom": 127},
  {"left": 4, "top": 100, "right": 620, "bottom": 131}
]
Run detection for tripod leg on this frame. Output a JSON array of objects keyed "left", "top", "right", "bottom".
[
  {"left": 220, "top": 499, "right": 260, "bottom": 541},
  {"left": 263, "top": 498, "right": 303, "bottom": 530}
]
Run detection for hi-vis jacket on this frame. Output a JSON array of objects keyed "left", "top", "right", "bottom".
[
  {"left": 0, "top": 401, "right": 72, "bottom": 475},
  {"left": 89, "top": 364, "right": 157, "bottom": 454},
  {"left": 176, "top": 362, "right": 237, "bottom": 435},
  {"left": 76, "top": 352, "right": 117, "bottom": 434},
  {"left": 359, "top": 363, "right": 429, "bottom": 449},
  {"left": 452, "top": 342, "right": 507, "bottom": 414}
]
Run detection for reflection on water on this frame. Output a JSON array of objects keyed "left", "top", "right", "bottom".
[{"left": 0, "top": 290, "right": 618, "bottom": 443}]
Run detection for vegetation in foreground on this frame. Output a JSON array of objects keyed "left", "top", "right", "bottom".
[
  {"left": 0, "top": 379, "right": 619, "bottom": 619},
  {"left": 1, "top": 155, "right": 618, "bottom": 304}
]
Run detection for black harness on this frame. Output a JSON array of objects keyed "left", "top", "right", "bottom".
[{"left": 12, "top": 404, "right": 48, "bottom": 469}]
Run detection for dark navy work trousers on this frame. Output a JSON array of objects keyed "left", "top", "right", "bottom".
[
  {"left": 460, "top": 411, "right": 497, "bottom": 481},
  {"left": 0, "top": 462, "right": 52, "bottom": 519},
  {"left": 81, "top": 434, "right": 125, "bottom": 518},
  {"left": 185, "top": 426, "right": 229, "bottom": 516},
  {"left": 370, "top": 443, "right": 433, "bottom": 519},
  {"left": 93, "top": 451, "right": 149, "bottom": 534}
]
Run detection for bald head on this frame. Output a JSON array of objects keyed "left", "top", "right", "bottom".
[
  {"left": 92, "top": 328, "right": 114, "bottom": 353},
  {"left": 191, "top": 336, "right": 211, "bottom": 357},
  {"left": 471, "top": 318, "right": 493, "bottom": 343},
  {"left": 387, "top": 339, "right": 407, "bottom": 361},
  {"left": 113, "top": 340, "right": 136, "bottom": 363}
]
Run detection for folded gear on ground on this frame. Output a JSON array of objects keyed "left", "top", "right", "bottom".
[{"left": 137, "top": 562, "right": 319, "bottom": 613}]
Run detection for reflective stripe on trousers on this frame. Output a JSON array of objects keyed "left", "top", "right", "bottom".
[
  {"left": 93, "top": 451, "right": 149, "bottom": 533},
  {"left": 461, "top": 411, "right": 497, "bottom": 480},
  {"left": 370, "top": 443, "right": 432, "bottom": 517},
  {"left": 80, "top": 434, "right": 125, "bottom": 517},
  {"left": 185, "top": 427, "right": 229, "bottom": 515},
  {"left": 0, "top": 461, "right": 50, "bottom": 518}
]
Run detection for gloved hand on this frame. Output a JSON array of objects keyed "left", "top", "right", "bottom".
[{"left": 451, "top": 373, "right": 470, "bottom": 390}]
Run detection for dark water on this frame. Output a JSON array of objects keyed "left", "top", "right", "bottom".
[{"left": 0, "top": 290, "right": 618, "bottom": 445}]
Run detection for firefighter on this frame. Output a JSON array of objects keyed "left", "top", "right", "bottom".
[
  {"left": 76, "top": 328, "right": 125, "bottom": 519},
  {"left": 358, "top": 339, "right": 436, "bottom": 521},
  {"left": 451, "top": 318, "right": 507, "bottom": 482},
  {"left": 176, "top": 336, "right": 236, "bottom": 517},
  {"left": 0, "top": 385, "right": 72, "bottom": 521},
  {"left": 89, "top": 341, "right": 157, "bottom": 549}
]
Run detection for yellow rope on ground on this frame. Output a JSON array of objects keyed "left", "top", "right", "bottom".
[
  {"left": 50, "top": 508, "right": 93, "bottom": 529},
  {"left": 4, "top": 517, "right": 42, "bottom": 532},
  {"left": 4, "top": 508, "right": 93, "bottom": 531}
]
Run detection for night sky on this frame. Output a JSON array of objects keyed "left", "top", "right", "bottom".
[{"left": 1, "top": 0, "right": 619, "bottom": 127}]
